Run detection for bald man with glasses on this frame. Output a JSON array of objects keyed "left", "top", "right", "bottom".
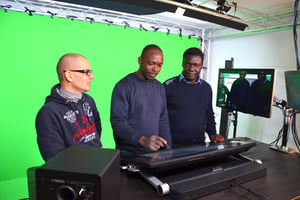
[{"left": 36, "top": 53, "right": 102, "bottom": 161}]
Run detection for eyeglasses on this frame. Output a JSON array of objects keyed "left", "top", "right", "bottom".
[{"left": 64, "top": 69, "right": 92, "bottom": 76}]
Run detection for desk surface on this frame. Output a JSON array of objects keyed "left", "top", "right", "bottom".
[{"left": 120, "top": 142, "right": 300, "bottom": 200}]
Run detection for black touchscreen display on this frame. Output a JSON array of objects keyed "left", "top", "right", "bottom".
[{"left": 121, "top": 139, "right": 256, "bottom": 170}]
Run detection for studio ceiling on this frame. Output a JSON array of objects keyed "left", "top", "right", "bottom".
[{"left": 1, "top": 0, "right": 298, "bottom": 39}]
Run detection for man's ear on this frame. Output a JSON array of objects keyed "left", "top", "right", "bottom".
[
  {"left": 64, "top": 71, "right": 73, "bottom": 82},
  {"left": 200, "top": 62, "right": 204, "bottom": 69},
  {"left": 138, "top": 57, "right": 142, "bottom": 65},
  {"left": 182, "top": 57, "right": 186, "bottom": 67}
]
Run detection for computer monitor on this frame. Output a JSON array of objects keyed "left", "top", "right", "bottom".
[
  {"left": 285, "top": 70, "right": 300, "bottom": 111},
  {"left": 216, "top": 68, "right": 276, "bottom": 118}
]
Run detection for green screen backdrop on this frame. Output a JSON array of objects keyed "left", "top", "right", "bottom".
[{"left": 0, "top": 10, "right": 199, "bottom": 199}]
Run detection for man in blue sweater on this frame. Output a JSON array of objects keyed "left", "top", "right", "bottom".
[
  {"left": 36, "top": 54, "right": 102, "bottom": 161},
  {"left": 164, "top": 47, "right": 224, "bottom": 147},
  {"left": 111, "top": 44, "right": 172, "bottom": 152}
]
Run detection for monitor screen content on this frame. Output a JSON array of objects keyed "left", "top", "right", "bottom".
[
  {"left": 285, "top": 70, "right": 300, "bottom": 111},
  {"left": 216, "top": 68, "right": 276, "bottom": 118},
  {"left": 121, "top": 139, "right": 256, "bottom": 171}
]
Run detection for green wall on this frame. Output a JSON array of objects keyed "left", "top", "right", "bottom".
[{"left": 0, "top": 10, "right": 199, "bottom": 199}]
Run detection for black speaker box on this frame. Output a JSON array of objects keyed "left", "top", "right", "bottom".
[{"left": 30, "top": 146, "right": 120, "bottom": 200}]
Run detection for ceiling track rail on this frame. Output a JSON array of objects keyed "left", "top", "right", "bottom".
[{"left": 0, "top": 0, "right": 205, "bottom": 38}]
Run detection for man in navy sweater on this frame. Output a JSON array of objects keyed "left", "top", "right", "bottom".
[
  {"left": 111, "top": 44, "right": 172, "bottom": 152},
  {"left": 164, "top": 47, "right": 224, "bottom": 147}
]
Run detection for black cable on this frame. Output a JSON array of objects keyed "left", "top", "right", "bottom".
[
  {"left": 269, "top": 126, "right": 283, "bottom": 146},
  {"left": 291, "top": 112, "right": 300, "bottom": 151},
  {"left": 230, "top": 180, "right": 268, "bottom": 200},
  {"left": 271, "top": 101, "right": 300, "bottom": 152},
  {"left": 292, "top": 114, "right": 299, "bottom": 144},
  {"left": 293, "top": 0, "right": 300, "bottom": 70},
  {"left": 269, "top": 105, "right": 285, "bottom": 146}
]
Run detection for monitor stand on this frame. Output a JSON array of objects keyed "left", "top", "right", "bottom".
[
  {"left": 123, "top": 154, "right": 266, "bottom": 199},
  {"left": 269, "top": 145, "right": 298, "bottom": 154},
  {"left": 269, "top": 106, "right": 299, "bottom": 154}
]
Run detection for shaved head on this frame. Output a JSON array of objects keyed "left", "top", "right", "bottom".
[
  {"left": 56, "top": 53, "right": 87, "bottom": 82},
  {"left": 56, "top": 53, "right": 94, "bottom": 94}
]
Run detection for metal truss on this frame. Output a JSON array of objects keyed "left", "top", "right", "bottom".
[
  {"left": 187, "top": 0, "right": 298, "bottom": 38},
  {"left": 0, "top": 0, "right": 296, "bottom": 39},
  {"left": 0, "top": 0, "right": 205, "bottom": 39}
]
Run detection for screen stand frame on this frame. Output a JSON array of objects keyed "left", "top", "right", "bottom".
[
  {"left": 219, "top": 57, "right": 234, "bottom": 138},
  {"left": 122, "top": 154, "right": 266, "bottom": 199},
  {"left": 227, "top": 109, "right": 238, "bottom": 138},
  {"left": 269, "top": 106, "right": 298, "bottom": 154}
]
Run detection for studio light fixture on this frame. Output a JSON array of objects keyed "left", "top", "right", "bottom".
[
  {"left": 105, "top": 0, "right": 248, "bottom": 30},
  {"left": 155, "top": 0, "right": 248, "bottom": 31},
  {"left": 48, "top": 0, "right": 249, "bottom": 31}
]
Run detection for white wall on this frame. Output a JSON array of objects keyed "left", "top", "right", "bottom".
[{"left": 207, "top": 29, "right": 300, "bottom": 151}]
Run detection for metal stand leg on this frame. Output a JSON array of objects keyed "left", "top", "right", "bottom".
[
  {"left": 121, "top": 164, "right": 170, "bottom": 196},
  {"left": 269, "top": 107, "right": 298, "bottom": 154},
  {"left": 138, "top": 170, "right": 170, "bottom": 196},
  {"left": 228, "top": 110, "right": 238, "bottom": 138}
]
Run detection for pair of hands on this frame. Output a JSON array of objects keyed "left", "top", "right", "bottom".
[
  {"left": 139, "top": 134, "right": 225, "bottom": 151},
  {"left": 139, "top": 135, "right": 169, "bottom": 151}
]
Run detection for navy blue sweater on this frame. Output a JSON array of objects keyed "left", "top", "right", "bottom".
[
  {"left": 36, "top": 84, "right": 102, "bottom": 161},
  {"left": 164, "top": 76, "right": 216, "bottom": 145},
  {"left": 110, "top": 73, "right": 172, "bottom": 152}
]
